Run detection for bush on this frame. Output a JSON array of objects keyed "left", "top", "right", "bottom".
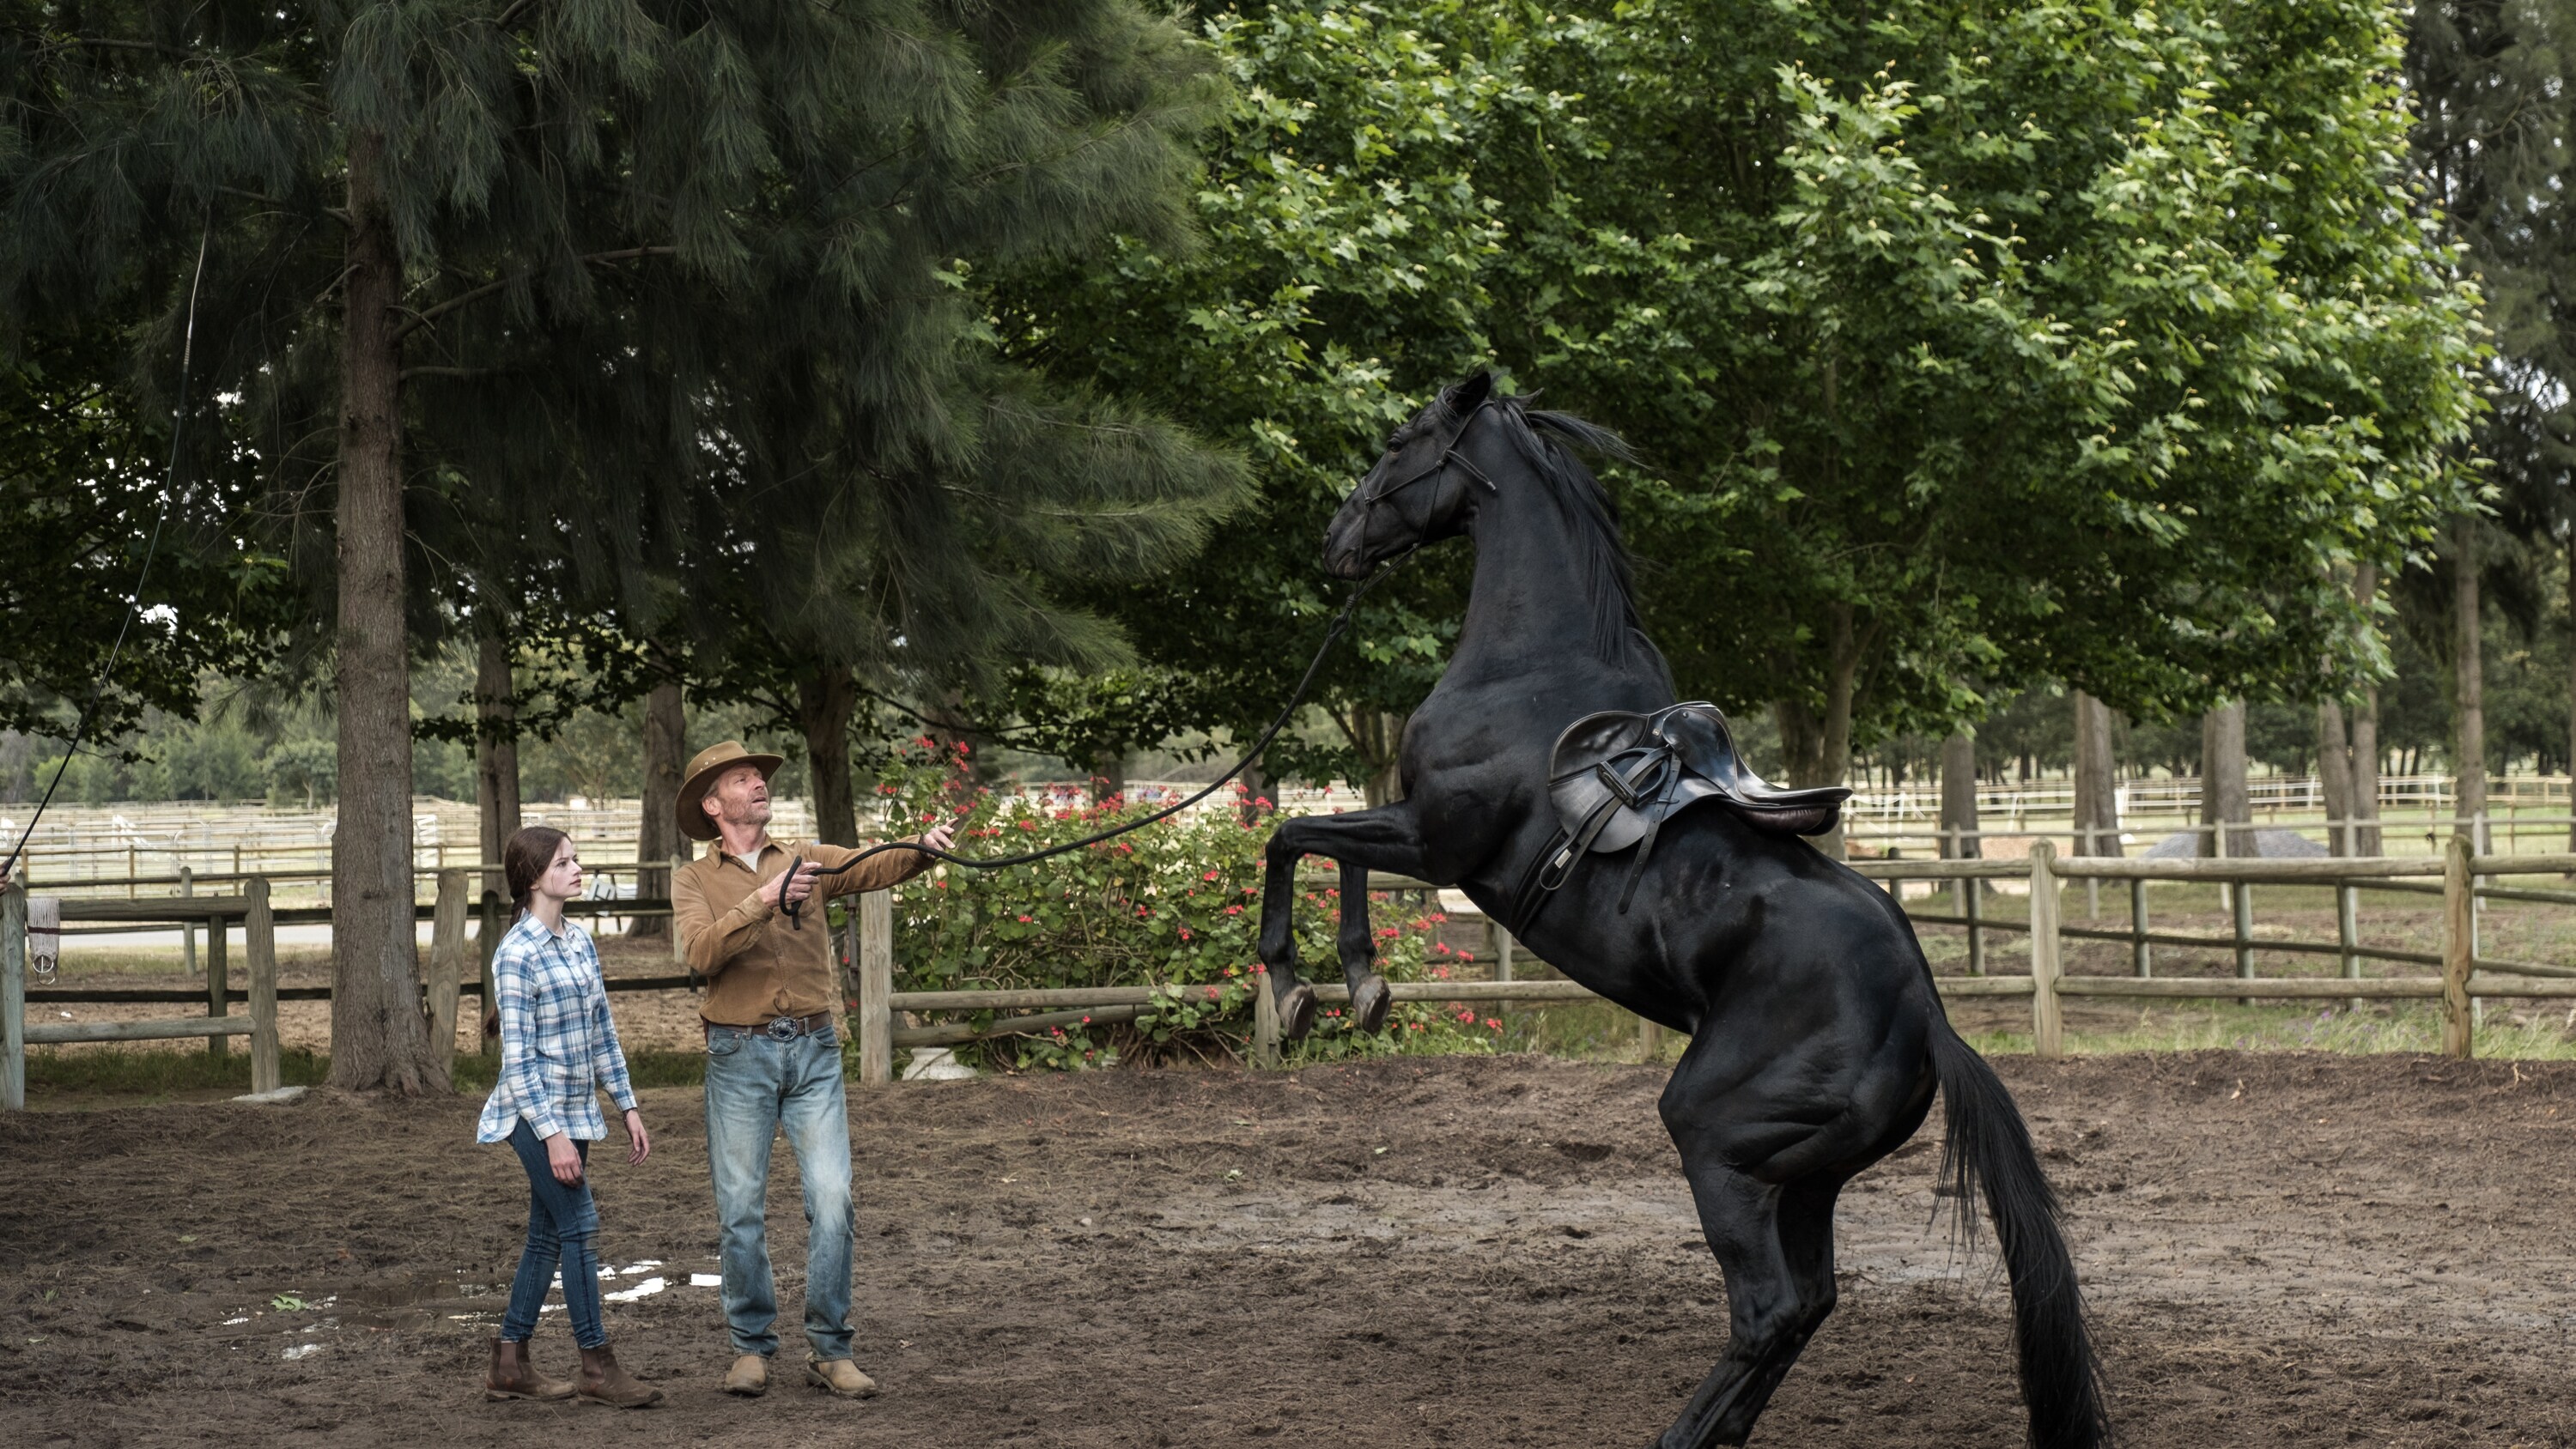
[{"left": 869, "top": 739, "right": 1500, "bottom": 1071}]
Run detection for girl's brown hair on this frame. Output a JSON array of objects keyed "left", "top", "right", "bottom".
[{"left": 502, "top": 826, "right": 572, "bottom": 917}]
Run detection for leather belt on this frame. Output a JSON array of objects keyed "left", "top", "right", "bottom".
[{"left": 707, "top": 1012, "right": 834, "bottom": 1043}]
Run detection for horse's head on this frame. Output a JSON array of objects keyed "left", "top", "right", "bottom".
[{"left": 1322, "top": 369, "right": 1498, "bottom": 579}]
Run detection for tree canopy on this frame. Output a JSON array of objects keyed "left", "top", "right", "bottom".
[{"left": 999, "top": 0, "right": 2484, "bottom": 797}]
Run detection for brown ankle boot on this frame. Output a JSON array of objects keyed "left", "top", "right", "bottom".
[
  {"left": 575, "top": 1343, "right": 665, "bottom": 1409},
  {"left": 485, "top": 1337, "right": 574, "bottom": 1401}
]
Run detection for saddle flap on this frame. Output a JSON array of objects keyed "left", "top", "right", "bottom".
[{"left": 1548, "top": 703, "right": 1852, "bottom": 852}]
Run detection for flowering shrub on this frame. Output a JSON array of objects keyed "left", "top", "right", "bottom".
[{"left": 867, "top": 738, "right": 1496, "bottom": 1070}]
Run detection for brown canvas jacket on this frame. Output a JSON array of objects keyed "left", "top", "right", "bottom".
[{"left": 672, "top": 838, "right": 931, "bottom": 1026}]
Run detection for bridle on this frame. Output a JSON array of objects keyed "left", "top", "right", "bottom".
[{"left": 1359, "top": 397, "right": 1500, "bottom": 512}]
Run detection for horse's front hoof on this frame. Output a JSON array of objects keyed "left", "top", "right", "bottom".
[
  {"left": 1349, "top": 973, "right": 1392, "bottom": 1034},
  {"left": 1278, "top": 983, "right": 1319, "bottom": 1040}
]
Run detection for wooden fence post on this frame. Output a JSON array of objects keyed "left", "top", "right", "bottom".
[
  {"left": 1964, "top": 876, "right": 1984, "bottom": 976},
  {"left": 425, "top": 869, "right": 467, "bottom": 1073},
  {"left": 2128, "top": 877, "right": 2151, "bottom": 978},
  {"left": 671, "top": 851, "right": 691, "bottom": 966},
  {"left": 246, "top": 876, "right": 280, "bottom": 1096},
  {"left": 2441, "top": 833, "right": 2474, "bottom": 1059},
  {"left": 2026, "top": 840, "right": 2063, "bottom": 1059},
  {"left": 205, "top": 871, "right": 228, "bottom": 1060},
  {"left": 1254, "top": 967, "right": 1279, "bottom": 1070},
  {"left": 2337, "top": 879, "right": 2361, "bottom": 1014},
  {"left": 3, "top": 883, "right": 24, "bottom": 1111},
  {"left": 477, "top": 889, "right": 503, "bottom": 1055},
  {"left": 179, "top": 864, "right": 197, "bottom": 979},
  {"left": 858, "top": 889, "right": 892, "bottom": 1087}
]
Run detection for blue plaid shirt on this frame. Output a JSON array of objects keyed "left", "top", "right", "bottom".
[{"left": 476, "top": 914, "right": 637, "bottom": 1144}]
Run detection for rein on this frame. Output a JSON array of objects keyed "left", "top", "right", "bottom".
[{"left": 801, "top": 550, "right": 1417, "bottom": 886}]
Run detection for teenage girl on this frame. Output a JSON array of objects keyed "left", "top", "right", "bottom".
[{"left": 477, "top": 825, "right": 662, "bottom": 1408}]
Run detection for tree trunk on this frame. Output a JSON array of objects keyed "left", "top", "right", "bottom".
[
  {"left": 797, "top": 662, "right": 860, "bottom": 847},
  {"left": 2454, "top": 516, "right": 2486, "bottom": 841},
  {"left": 2351, "top": 564, "right": 2382, "bottom": 856},
  {"left": 1773, "top": 610, "right": 1861, "bottom": 857},
  {"left": 2200, "top": 700, "right": 2251, "bottom": 858},
  {"left": 2070, "top": 691, "right": 2120, "bottom": 857},
  {"left": 1342, "top": 708, "right": 1408, "bottom": 808},
  {"left": 2316, "top": 698, "right": 2354, "bottom": 857},
  {"left": 328, "top": 132, "right": 442, "bottom": 1095},
  {"left": 474, "top": 627, "right": 520, "bottom": 869},
  {"left": 631, "top": 677, "right": 685, "bottom": 936},
  {"left": 1091, "top": 751, "right": 1128, "bottom": 807},
  {"left": 1938, "top": 729, "right": 1980, "bottom": 859},
  {"left": 1237, "top": 752, "right": 1268, "bottom": 826}
]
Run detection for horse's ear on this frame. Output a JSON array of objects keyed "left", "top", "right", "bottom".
[{"left": 1445, "top": 368, "right": 1495, "bottom": 413}]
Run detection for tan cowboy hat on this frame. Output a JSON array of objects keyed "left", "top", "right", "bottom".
[{"left": 677, "top": 740, "right": 785, "bottom": 841}]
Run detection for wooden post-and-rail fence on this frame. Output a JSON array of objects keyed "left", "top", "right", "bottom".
[
  {"left": 847, "top": 836, "right": 2565, "bottom": 1076},
  {"left": 3, "top": 838, "right": 2561, "bottom": 1107}
]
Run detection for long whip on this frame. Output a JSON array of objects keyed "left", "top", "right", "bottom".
[
  {"left": 793, "top": 548, "right": 1416, "bottom": 891},
  {"left": 3, "top": 221, "right": 215, "bottom": 884}
]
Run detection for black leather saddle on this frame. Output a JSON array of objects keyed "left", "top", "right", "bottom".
[{"left": 1513, "top": 702, "right": 1850, "bottom": 923}]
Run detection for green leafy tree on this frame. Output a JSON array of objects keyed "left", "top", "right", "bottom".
[
  {"left": 1498, "top": 0, "right": 2482, "bottom": 788},
  {"left": 0, "top": 326, "right": 288, "bottom": 786},
  {"left": 1012, "top": 0, "right": 2481, "bottom": 818},
  {"left": 993, "top": 0, "right": 1531, "bottom": 795}
]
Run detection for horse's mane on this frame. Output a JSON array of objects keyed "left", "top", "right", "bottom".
[{"left": 1453, "top": 391, "right": 1669, "bottom": 683}]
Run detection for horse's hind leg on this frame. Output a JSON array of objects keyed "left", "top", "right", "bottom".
[
  {"left": 1334, "top": 858, "right": 1392, "bottom": 1032},
  {"left": 1653, "top": 1161, "right": 1840, "bottom": 1449}
]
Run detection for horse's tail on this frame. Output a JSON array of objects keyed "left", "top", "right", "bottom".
[{"left": 1929, "top": 1016, "right": 2109, "bottom": 1449}]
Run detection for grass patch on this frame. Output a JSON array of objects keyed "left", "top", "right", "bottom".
[
  {"left": 23, "top": 1046, "right": 708, "bottom": 1100},
  {"left": 445, "top": 1050, "right": 705, "bottom": 1093},
  {"left": 25, "top": 1046, "right": 329, "bottom": 1097},
  {"left": 1955, "top": 1000, "right": 2576, "bottom": 1059}
]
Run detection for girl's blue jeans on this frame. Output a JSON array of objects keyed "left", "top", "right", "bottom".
[{"left": 500, "top": 1118, "right": 605, "bottom": 1349}]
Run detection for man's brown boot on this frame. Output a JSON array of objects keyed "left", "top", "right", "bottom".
[
  {"left": 805, "top": 1356, "right": 878, "bottom": 1398},
  {"left": 484, "top": 1337, "right": 574, "bottom": 1401},
  {"left": 574, "top": 1344, "right": 665, "bottom": 1409},
  {"left": 721, "top": 1354, "right": 768, "bottom": 1397}
]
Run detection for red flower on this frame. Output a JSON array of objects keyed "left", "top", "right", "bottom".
[
  {"left": 1224, "top": 905, "right": 1243, "bottom": 916},
  {"left": 1203, "top": 870, "right": 1221, "bottom": 882},
  {"left": 1016, "top": 914, "right": 1033, "bottom": 924}
]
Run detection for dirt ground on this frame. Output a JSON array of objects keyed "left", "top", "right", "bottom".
[{"left": 2, "top": 1052, "right": 2573, "bottom": 1448}]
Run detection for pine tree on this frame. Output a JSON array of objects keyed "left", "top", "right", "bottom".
[{"left": 0, "top": 0, "right": 1234, "bottom": 1091}]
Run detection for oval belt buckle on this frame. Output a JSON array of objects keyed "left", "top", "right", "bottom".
[{"left": 765, "top": 1016, "right": 799, "bottom": 1041}]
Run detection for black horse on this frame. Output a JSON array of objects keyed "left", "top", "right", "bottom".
[{"left": 1255, "top": 371, "right": 2107, "bottom": 1449}]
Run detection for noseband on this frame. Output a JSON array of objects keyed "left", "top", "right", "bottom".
[{"left": 1361, "top": 398, "right": 1500, "bottom": 511}]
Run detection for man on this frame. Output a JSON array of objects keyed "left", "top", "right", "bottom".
[{"left": 669, "top": 741, "right": 953, "bottom": 1400}]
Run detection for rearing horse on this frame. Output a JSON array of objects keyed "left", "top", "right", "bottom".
[{"left": 1255, "top": 371, "right": 2108, "bottom": 1449}]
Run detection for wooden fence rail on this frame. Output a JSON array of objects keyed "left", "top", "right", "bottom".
[
  {"left": 851, "top": 835, "right": 2561, "bottom": 1074},
  {"left": 7, "top": 834, "right": 2565, "bottom": 1105}
]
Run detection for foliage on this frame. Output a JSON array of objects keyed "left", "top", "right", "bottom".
[
  {"left": 1007, "top": 0, "right": 2484, "bottom": 795},
  {"left": 991, "top": 0, "right": 1533, "bottom": 785},
  {"left": 1495, "top": 0, "right": 2483, "bottom": 774},
  {"left": 0, "top": 326, "right": 291, "bottom": 755},
  {"left": 872, "top": 740, "right": 1498, "bottom": 1070}
]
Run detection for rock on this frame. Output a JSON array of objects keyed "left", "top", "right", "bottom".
[
  {"left": 2142, "top": 828, "right": 2329, "bottom": 859},
  {"left": 232, "top": 1085, "right": 309, "bottom": 1105},
  {"left": 901, "top": 1047, "right": 976, "bottom": 1082}
]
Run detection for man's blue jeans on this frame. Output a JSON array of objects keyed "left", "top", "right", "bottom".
[{"left": 703, "top": 1026, "right": 854, "bottom": 1361}]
